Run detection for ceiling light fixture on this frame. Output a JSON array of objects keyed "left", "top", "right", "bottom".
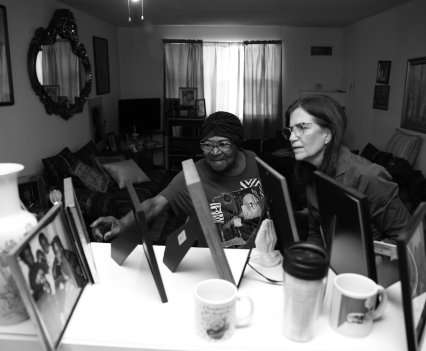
[{"left": 127, "top": 0, "right": 144, "bottom": 22}]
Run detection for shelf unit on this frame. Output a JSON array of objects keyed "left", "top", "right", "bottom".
[{"left": 166, "top": 117, "right": 205, "bottom": 174}]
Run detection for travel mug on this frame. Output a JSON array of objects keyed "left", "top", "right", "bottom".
[{"left": 282, "top": 242, "right": 330, "bottom": 342}]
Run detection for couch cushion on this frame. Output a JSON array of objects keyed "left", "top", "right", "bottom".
[
  {"left": 386, "top": 128, "right": 422, "bottom": 166},
  {"left": 42, "top": 147, "right": 80, "bottom": 187},
  {"left": 103, "top": 159, "right": 151, "bottom": 189}
]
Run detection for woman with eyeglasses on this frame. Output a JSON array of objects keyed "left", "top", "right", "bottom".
[
  {"left": 91, "top": 111, "right": 264, "bottom": 248},
  {"left": 285, "top": 94, "right": 410, "bottom": 245}
]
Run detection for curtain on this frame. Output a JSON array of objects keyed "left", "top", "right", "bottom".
[
  {"left": 243, "top": 41, "right": 282, "bottom": 139},
  {"left": 164, "top": 40, "right": 204, "bottom": 99},
  {"left": 203, "top": 42, "right": 244, "bottom": 118}
]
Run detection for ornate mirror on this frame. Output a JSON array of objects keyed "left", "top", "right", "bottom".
[{"left": 28, "top": 9, "right": 92, "bottom": 120}]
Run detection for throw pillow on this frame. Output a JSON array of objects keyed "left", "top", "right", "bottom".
[
  {"left": 42, "top": 147, "right": 79, "bottom": 186},
  {"left": 386, "top": 128, "right": 422, "bottom": 166},
  {"left": 360, "top": 143, "right": 379, "bottom": 162},
  {"left": 70, "top": 161, "right": 111, "bottom": 193},
  {"left": 103, "top": 159, "right": 151, "bottom": 189}
]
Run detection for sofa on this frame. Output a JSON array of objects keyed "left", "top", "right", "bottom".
[{"left": 41, "top": 140, "right": 177, "bottom": 242}]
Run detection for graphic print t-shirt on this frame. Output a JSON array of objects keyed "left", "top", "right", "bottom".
[{"left": 160, "top": 150, "right": 264, "bottom": 248}]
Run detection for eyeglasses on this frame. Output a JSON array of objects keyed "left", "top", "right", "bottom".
[
  {"left": 282, "top": 122, "right": 316, "bottom": 139},
  {"left": 200, "top": 140, "right": 234, "bottom": 152}
]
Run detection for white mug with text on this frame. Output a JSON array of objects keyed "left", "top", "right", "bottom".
[{"left": 193, "top": 278, "right": 253, "bottom": 342}]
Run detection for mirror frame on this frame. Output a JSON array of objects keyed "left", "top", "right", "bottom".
[{"left": 27, "top": 9, "right": 92, "bottom": 120}]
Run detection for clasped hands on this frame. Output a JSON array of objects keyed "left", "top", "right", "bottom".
[{"left": 90, "top": 216, "right": 124, "bottom": 242}]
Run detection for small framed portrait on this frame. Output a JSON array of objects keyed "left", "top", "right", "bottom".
[
  {"left": 196, "top": 99, "right": 206, "bottom": 118},
  {"left": 376, "top": 60, "right": 392, "bottom": 84},
  {"left": 18, "top": 173, "right": 48, "bottom": 217},
  {"left": 6, "top": 203, "right": 88, "bottom": 351},
  {"left": 373, "top": 85, "right": 390, "bottom": 110},
  {"left": 179, "top": 87, "right": 197, "bottom": 108},
  {"left": 64, "top": 177, "right": 99, "bottom": 284},
  {"left": 43, "top": 85, "right": 59, "bottom": 103},
  {"left": 106, "top": 132, "right": 118, "bottom": 152},
  {"left": 165, "top": 98, "right": 180, "bottom": 117}
]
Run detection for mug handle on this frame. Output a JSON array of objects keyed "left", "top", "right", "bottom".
[
  {"left": 372, "top": 285, "right": 388, "bottom": 320},
  {"left": 235, "top": 296, "right": 254, "bottom": 327}
]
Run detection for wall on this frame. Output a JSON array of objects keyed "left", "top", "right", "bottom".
[
  {"left": 343, "top": 0, "right": 426, "bottom": 173},
  {"left": 117, "top": 25, "right": 345, "bottom": 127},
  {"left": 0, "top": 0, "right": 120, "bottom": 175}
]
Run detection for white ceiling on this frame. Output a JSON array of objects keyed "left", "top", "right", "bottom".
[{"left": 59, "top": 0, "right": 412, "bottom": 28}]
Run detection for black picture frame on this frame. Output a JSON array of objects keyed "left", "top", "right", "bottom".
[
  {"left": 6, "top": 203, "right": 88, "bottom": 351},
  {"left": 165, "top": 98, "right": 180, "bottom": 117},
  {"left": 401, "top": 57, "right": 426, "bottom": 133},
  {"left": 376, "top": 60, "right": 392, "bottom": 84},
  {"left": 93, "top": 36, "right": 110, "bottom": 95},
  {"left": 106, "top": 132, "right": 118, "bottom": 152},
  {"left": 397, "top": 202, "right": 426, "bottom": 351},
  {"left": 18, "top": 173, "right": 48, "bottom": 218},
  {"left": 373, "top": 85, "right": 390, "bottom": 110},
  {"left": 179, "top": 87, "right": 197, "bottom": 108},
  {"left": 0, "top": 4, "right": 14, "bottom": 106}
]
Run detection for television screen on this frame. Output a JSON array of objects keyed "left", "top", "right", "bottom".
[{"left": 118, "top": 98, "right": 162, "bottom": 134}]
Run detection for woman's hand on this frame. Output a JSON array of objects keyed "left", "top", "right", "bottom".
[{"left": 90, "top": 216, "right": 124, "bottom": 242}]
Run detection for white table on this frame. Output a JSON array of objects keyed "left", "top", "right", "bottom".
[{"left": 0, "top": 243, "right": 420, "bottom": 351}]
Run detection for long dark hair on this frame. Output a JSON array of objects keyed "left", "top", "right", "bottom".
[{"left": 286, "top": 95, "right": 347, "bottom": 177}]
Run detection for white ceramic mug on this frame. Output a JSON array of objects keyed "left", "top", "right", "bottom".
[
  {"left": 193, "top": 278, "right": 253, "bottom": 342},
  {"left": 330, "top": 273, "right": 387, "bottom": 338}
]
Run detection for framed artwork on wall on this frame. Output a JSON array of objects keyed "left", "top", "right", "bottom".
[
  {"left": 93, "top": 36, "right": 110, "bottom": 95},
  {"left": 0, "top": 4, "right": 14, "bottom": 106},
  {"left": 401, "top": 57, "right": 426, "bottom": 133},
  {"left": 373, "top": 85, "right": 390, "bottom": 110},
  {"left": 376, "top": 60, "right": 392, "bottom": 84}
]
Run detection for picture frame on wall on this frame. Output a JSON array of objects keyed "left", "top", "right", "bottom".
[
  {"left": 179, "top": 87, "right": 197, "bottom": 108},
  {"left": 18, "top": 173, "right": 48, "bottom": 218},
  {"left": 93, "top": 36, "right": 110, "bottom": 95},
  {"left": 401, "top": 56, "right": 426, "bottom": 133},
  {"left": 376, "top": 60, "right": 392, "bottom": 84},
  {"left": 6, "top": 203, "right": 88, "bottom": 351},
  {"left": 373, "top": 85, "right": 390, "bottom": 110},
  {"left": 0, "top": 4, "right": 14, "bottom": 106},
  {"left": 196, "top": 99, "right": 206, "bottom": 118}
]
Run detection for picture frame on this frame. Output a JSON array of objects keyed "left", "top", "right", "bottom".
[
  {"left": 196, "top": 99, "right": 206, "bottom": 118},
  {"left": 401, "top": 57, "right": 426, "bottom": 133},
  {"left": 64, "top": 177, "right": 99, "bottom": 284},
  {"left": 165, "top": 98, "right": 180, "bottom": 117},
  {"left": 376, "top": 60, "right": 392, "bottom": 84},
  {"left": 397, "top": 202, "right": 426, "bottom": 351},
  {"left": 18, "top": 173, "right": 48, "bottom": 218},
  {"left": 106, "top": 132, "right": 118, "bottom": 152},
  {"left": 43, "top": 85, "right": 60, "bottom": 103},
  {"left": 179, "top": 87, "right": 197, "bottom": 108},
  {"left": 373, "top": 85, "right": 390, "bottom": 110},
  {"left": 93, "top": 36, "right": 110, "bottom": 95},
  {"left": 0, "top": 4, "right": 14, "bottom": 106},
  {"left": 6, "top": 203, "right": 88, "bottom": 351}
]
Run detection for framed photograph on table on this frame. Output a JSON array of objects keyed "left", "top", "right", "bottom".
[
  {"left": 6, "top": 203, "right": 88, "bottom": 351},
  {"left": 106, "top": 132, "right": 118, "bottom": 152},
  {"left": 376, "top": 60, "right": 392, "bottom": 84},
  {"left": 401, "top": 57, "right": 426, "bottom": 133},
  {"left": 196, "top": 99, "right": 206, "bottom": 118},
  {"left": 397, "top": 202, "right": 426, "bottom": 351},
  {"left": 165, "top": 98, "right": 180, "bottom": 117},
  {"left": 179, "top": 87, "right": 197, "bottom": 108},
  {"left": 373, "top": 85, "right": 390, "bottom": 110},
  {"left": 18, "top": 173, "right": 48, "bottom": 218},
  {"left": 0, "top": 4, "right": 14, "bottom": 106},
  {"left": 93, "top": 36, "right": 110, "bottom": 95}
]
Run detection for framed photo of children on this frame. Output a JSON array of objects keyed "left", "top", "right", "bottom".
[
  {"left": 18, "top": 173, "right": 48, "bottom": 218},
  {"left": 6, "top": 203, "right": 88, "bottom": 351},
  {"left": 401, "top": 56, "right": 426, "bottom": 133},
  {"left": 196, "top": 99, "right": 206, "bottom": 117},
  {"left": 376, "top": 60, "right": 391, "bottom": 84}
]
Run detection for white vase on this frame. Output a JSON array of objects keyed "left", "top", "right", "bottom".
[{"left": 0, "top": 163, "right": 37, "bottom": 325}]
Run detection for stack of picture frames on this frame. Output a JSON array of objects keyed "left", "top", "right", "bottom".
[
  {"left": 165, "top": 87, "right": 206, "bottom": 118},
  {"left": 6, "top": 177, "right": 99, "bottom": 351},
  {"left": 373, "top": 60, "right": 392, "bottom": 110}
]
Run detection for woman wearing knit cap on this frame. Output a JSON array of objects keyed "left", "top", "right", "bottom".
[{"left": 91, "top": 111, "right": 264, "bottom": 248}]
